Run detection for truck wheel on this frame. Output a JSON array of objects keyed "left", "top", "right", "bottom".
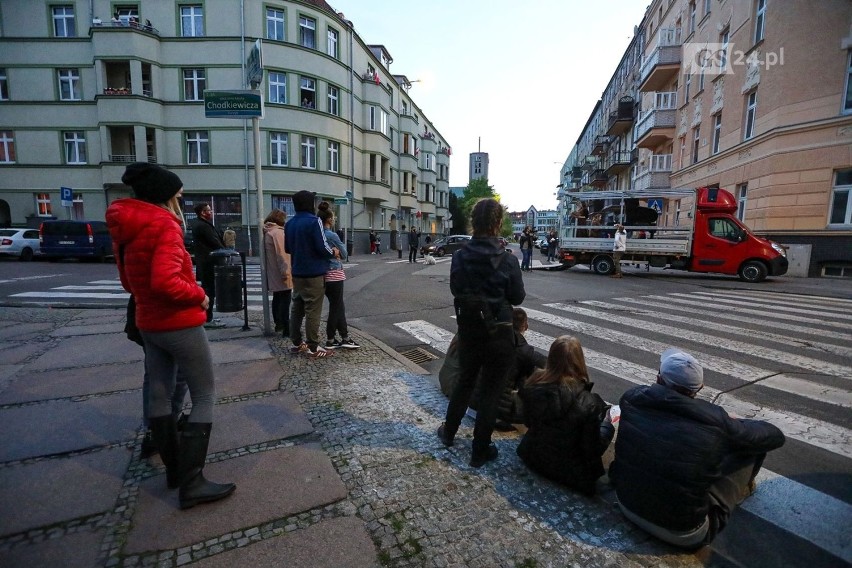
[
  {"left": 592, "top": 255, "right": 615, "bottom": 275},
  {"left": 739, "top": 260, "right": 767, "bottom": 283}
]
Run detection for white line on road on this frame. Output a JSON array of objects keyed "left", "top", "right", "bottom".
[{"left": 9, "top": 291, "right": 129, "bottom": 299}]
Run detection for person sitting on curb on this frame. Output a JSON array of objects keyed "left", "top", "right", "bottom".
[
  {"left": 609, "top": 348, "right": 785, "bottom": 549},
  {"left": 517, "top": 335, "right": 614, "bottom": 495}
]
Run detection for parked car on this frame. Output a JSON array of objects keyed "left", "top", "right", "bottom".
[
  {"left": 421, "top": 234, "right": 471, "bottom": 257},
  {"left": 0, "top": 228, "right": 41, "bottom": 261},
  {"left": 39, "top": 220, "right": 114, "bottom": 261}
]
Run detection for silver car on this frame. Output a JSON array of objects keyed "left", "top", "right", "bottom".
[{"left": 0, "top": 228, "right": 41, "bottom": 261}]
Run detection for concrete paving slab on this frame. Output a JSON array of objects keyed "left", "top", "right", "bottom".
[
  {"left": 0, "top": 360, "right": 144, "bottom": 404},
  {"left": 195, "top": 516, "right": 377, "bottom": 568},
  {"left": 0, "top": 447, "right": 129, "bottom": 536},
  {"left": 21, "top": 333, "right": 141, "bottom": 371},
  {"left": 125, "top": 443, "right": 348, "bottom": 554},
  {"left": 0, "top": 322, "right": 54, "bottom": 341},
  {"left": 66, "top": 313, "right": 126, "bottom": 327},
  {"left": 0, "top": 363, "right": 23, "bottom": 384},
  {"left": 214, "top": 358, "right": 283, "bottom": 398},
  {"left": 50, "top": 322, "right": 126, "bottom": 337},
  {"left": 208, "top": 393, "right": 314, "bottom": 453},
  {"left": 209, "top": 336, "right": 274, "bottom": 365},
  {"left": 0, "top": 341, "right": 51, "bottom": 365},
  {"left": 204, "top": 325, "right": 264, "bottom": 341},
  {"left": 0, "top": 392, "right": 138, "bottom": 461},
  {"left": 0, "top": 528, "right": 106, "bottom": 568}
]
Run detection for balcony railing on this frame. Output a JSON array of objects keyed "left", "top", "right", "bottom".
[
  {"left": 605, "top": 151, "right": 633, "bottom": 175},
  {"left": 591, "top": 135, "right": 611, "bottom": 156},
  {"left": 634, "top": 92, "right": 678, "bottom": 142},
  {"left": 639, "top": 28, "right": 682, "bottom": 90},
  {"left": 109, "top": 154, "right": 157, "bottom": 163},
  {"left": 92, "top": 19, "right": 159, "bottom": 35},
  {"left": 632, "top": 153, "right": 672, "bottom": 190}
]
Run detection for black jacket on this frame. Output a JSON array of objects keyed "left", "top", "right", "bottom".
[
  {"left": 610, "top": 384, "right": 785, "bottom": 531},
  {"left": 451, "top": 237, "right": 524, "bottom": 326},
  {"left": 191, "top": 218, "right": 224, "bottom": 265},
  {"left": 517, "top": 381, "right": 613, "bottom": 495}
]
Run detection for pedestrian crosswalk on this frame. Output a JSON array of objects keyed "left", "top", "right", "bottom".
[{"left": 394, "top": 289, "right": 852, "bottom": 564}]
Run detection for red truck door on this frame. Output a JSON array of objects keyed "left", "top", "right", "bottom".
[{"left": 690, "top": 215, "right": 747, "bottom": 275}]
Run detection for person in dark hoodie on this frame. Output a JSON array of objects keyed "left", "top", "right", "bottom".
[
  {"left": 517, "top": 335, "right": 614, "bottom": 495},
  {"left": 284, "top": 190, "right": 338, "bottom": 358},
  {"left": 437, "top": 198, "right": 525, "bottom": 468},
  {"left": 106, "top": 163, "right": 234, "bottom": 509},
  {"left": 610, "top": 348, "right": 785, "bottom": 548}
]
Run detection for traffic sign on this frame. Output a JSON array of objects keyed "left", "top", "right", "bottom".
[
  {"left": 345, "top": 190, "right": 352, "bottom": 199},
  {"left": 647, "top": 199, "right": 663, "bottom": 213},
  {"left": 60, "top": 186, "right": 73, "bottom": 207},
  {"left": 204, "top": 90, "right": 263, "bottom": 119},
  {"left": 246, "top": 39, "right": 263, "bottom": 87}
]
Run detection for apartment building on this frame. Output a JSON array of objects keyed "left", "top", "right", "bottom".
[
  {"left": 559, "top": 0, "right": 852, "bottom": 277},
  {"left": 0, "top": 0, "right": 451, "bottom": 253}
]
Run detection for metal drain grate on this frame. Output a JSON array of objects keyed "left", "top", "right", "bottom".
[{"left": 399, "top": 347, "right": 438, "bottom": 365}]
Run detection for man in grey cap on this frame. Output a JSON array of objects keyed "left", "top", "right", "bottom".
[{"left": 609, "top": 348, "right": 785, "bottom": 549}]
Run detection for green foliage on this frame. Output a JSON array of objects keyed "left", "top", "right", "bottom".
[{"left": 457, "top": 178, "right": 510, "bottom": 236}]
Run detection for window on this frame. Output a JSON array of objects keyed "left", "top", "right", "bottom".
[
  {"left": 829, "top": 169, "right": 852, "bottom": 225},
  {"left": 300, "top": 76, "right": 315, "bottom": 108},
  {"left": 704, "top": 0, "right": 711, "bottom": 17},
  {"left": 182, "top": 68, "right": 206, "bottom": 101},
  {"left": 692, "top": 126, "right": 700, "bottom": 164},
  {"left": 684, "top": 70, "right": 691, "bottom": 100},
  {"left": 736, "top": 183, "right": 748, "bottom": 221},
  {"left": 52, "top": 5, "right": 76, "bottom": 37},
  {"left": 0, "top": 68, "right": 8, "bottom": 100},
  {"left": 266, "top": 8, "right": 285, "bottom": 41},
  {"left": 72, "top": 192, "right": 84, "bottom": 219},
  {"left": 698, "top": 63, "right": 705, "bottom": 91},
  {"left": 688, "top": 1, "right": 696, "bottom": 34},
  {"left": 327, "top": 141, "right": 339, "bottom": 173},
  {"left": 679, "top": 135, "right": 687, "bottom": 167},
  {"left": 58, "top": 68, "right": 80, "bottom": 101},
  {"left": 269, "top": 72, "right": 286, "bottom": 104},
  {"left": 744, "top": 90, "right": 758, "bottom": 140},
  {"left": 720, "top": 28, "right": 730, "bottom": 73},
  {"left": 0, "top": 131, "right": 15, "bottom": 163},
  {"left": 63, "top": 131, "right": 86, "bottom": 164},
  {"left": 299, "top": 16, "right": 316, "bottom": 49},
  {"left": 369, "top": 106, "right": 377, "bottom": 130},
  {"left": 327, "top": 85, "right": 339, "bottom": 115},
  {"left": 379, "top": 109, "right": 388, "bottom": 135},
  {"left": 754, "top": 0, "right": 766, "bottom": 43},
  {"left": 180, "top": 5, "right": 204, "bottom": 37},
  {"left": 327, "top": 27, "right": 339, "bottom": 58},
  {"left": 708, "top": 218, "right": 744, "bottom": 242},
  {"left": 114, "top": 5, "right": 139, "bottom": 25},
  {"left": 300, "top": 135, "right": 316, "bottom": 168},
  {"left": 712, "top": 114, "right": 722, "bottom": 154},
  {"left": 270, "top": 132, "right": 288, "bottom": 167},
  {"left": 843, "top": 51, "right": 852, "bottom": 114},
  {"left": 186, "top": 130, "right": 209, "bottom": 164},
  {"left": 35, "top": 193, "right": 52, "bottom": 216}
]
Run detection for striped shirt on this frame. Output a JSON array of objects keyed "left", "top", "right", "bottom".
[{"left": 325, "top": 268, "right": 346, "bottom": 282}]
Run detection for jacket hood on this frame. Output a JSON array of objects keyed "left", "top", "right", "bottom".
[
  {"left": 465, "top": 237, "right": 505, "bottom": 268},
  {"left": 106, "top": 198, "right": 180, "bottom": 246},
  {"left": 263, "top": 221, "right": 283, "bottom": 234}
]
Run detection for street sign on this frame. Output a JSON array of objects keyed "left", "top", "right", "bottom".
[
  {"left": 204, "top": 90, "right": 263, "bottom": 119},
  {"left": 345, "top": 190, "right": 352, "bottom": 199},
  {"left": 246, "top": 39, "right": 263, "bottom": 87},
  {"left": 60, "top": 186, "right": 73, "bottom": 207},
  {"left": 647, "top": 198, "right": 663, "bottom": 213},
  {"left": 334, "top": 198, "right": 348, "bottom": 205}
]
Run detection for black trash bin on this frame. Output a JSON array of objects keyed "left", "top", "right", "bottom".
[{"left": 210, "top": 249, "right": 242, "bottom": 312}]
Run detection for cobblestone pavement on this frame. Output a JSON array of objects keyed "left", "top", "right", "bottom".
[{"left": 0, "top": 306, "right": 703, "bottom": 567}]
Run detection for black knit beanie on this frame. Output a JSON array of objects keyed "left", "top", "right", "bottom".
[{"left": 121, "top": 163, "right": 183, "bottom": 203}]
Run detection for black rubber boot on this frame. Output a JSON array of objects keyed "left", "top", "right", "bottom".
[
  {"left": 178, "top": 422, "right": 235, "bottom": 509},
  {"left": 148, "top": 415, "right": 180, "bottom": 488}
]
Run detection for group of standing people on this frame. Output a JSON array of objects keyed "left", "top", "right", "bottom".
[
  {"left": 438, "top": 197, "right": 786, "bottom": 549},
  {"left": 517, "top": 225, "right": 535, "bottom": 271}
]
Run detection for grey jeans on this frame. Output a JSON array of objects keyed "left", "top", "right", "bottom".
[{"left": 141, "top": 325, "right": 215, "bottom": 423}]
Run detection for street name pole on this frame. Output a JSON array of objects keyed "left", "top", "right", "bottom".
[{"left": 252, "top": 115, "right": 271, "bottom": 336}]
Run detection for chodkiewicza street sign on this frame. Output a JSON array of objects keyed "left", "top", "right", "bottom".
[{"left": 204, "top": 90, "right": 263, "bottom": 119}]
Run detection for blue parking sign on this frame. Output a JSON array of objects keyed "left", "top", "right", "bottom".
[{"left": 61, "top": 186, "right": 73, "bottom": 206}]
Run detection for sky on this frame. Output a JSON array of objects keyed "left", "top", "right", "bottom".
[{"left": 329, "top": 0, "right": 650, "bottom": 212}]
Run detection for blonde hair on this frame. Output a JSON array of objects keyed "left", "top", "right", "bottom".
[
  {"left": 525, "top": 335, "right": 589, "bottom": 388},
  {"left": 163, "top": 195, "right": 185, "bottom": 228}
]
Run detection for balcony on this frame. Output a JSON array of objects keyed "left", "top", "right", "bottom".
[
  {"left": 606, "top": 96, "right": 636, "bottom": 136},
  {"left": 92, "top": 18, "right": 159, "bottom": 35},
  {"left": 571, "top": 166, "right": 583, "bottom": 181},
  {"left": 632, "top": 153, "right": 672, "bottom": 190},
  {"left": 591, "top": 135, "right": 611, "bottom": 156},
  {"left": 639, "top": 28, "right": 682, "bottom": 92},
  {"left": 590, "top": 167, "right": 608, "bottom": 188},
  {"left": 605, "top": 151, "right": 632, "bottom": 176},
  {"left": 634, "top": 91, "right": 678, "bottom": 148}
]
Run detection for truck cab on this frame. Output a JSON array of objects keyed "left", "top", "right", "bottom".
[{"left": 690, "top": 187, "right": 788, "bottom": 282}]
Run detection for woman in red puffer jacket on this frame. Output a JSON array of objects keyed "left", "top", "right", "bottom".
[{"left": 106, "top": 163, "right": 234, "bottom": 510}]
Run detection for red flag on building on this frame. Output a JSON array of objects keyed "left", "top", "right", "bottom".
[{"left": 374, "top": 72, "right": 380, "bottom": 85}]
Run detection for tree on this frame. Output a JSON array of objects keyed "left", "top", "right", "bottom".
[
  {"left": 448, "top": 192, "right": 466, "bottom": 235},
  {"left": 457, "top": 178, "right": 511, "bottom": 237}
]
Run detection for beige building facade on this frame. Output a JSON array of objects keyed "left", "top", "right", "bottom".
[
  {"left": 560, "top": 0, "right": 852, "bottom": 277},
  {"left": 0, "top": 0, "right": 451, "bottom": 252}
]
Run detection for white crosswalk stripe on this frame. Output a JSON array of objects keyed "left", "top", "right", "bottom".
[{"left": 393, "top": 290, "right": 852, "bottom": 563}]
